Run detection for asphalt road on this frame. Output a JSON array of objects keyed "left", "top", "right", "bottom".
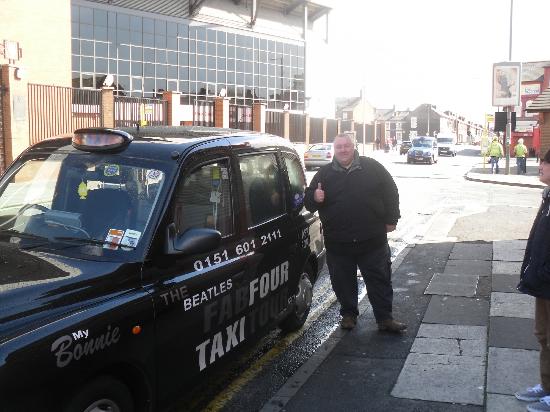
[{"left": 177, "top": 146, "right": 540, "bottom": 412}]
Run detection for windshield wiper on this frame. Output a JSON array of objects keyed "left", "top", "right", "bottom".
[
  {"left": 52, "top": 236, "right": 137, "bottom": 249},
  {"left": 0, "top": 229, "right": 50, "bottom": 241}
]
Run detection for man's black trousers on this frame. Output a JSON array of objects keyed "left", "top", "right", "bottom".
[{"left": 326, "top": 243, "right": 393, "bottom": 322}]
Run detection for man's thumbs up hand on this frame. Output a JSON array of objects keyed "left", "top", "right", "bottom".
[{"left": 314, "top": 182, "right": 325, "bottom": 203}]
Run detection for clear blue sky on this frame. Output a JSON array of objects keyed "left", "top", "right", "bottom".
[{"left": 319, "top": 0, "right": 549, "bottom": 123}]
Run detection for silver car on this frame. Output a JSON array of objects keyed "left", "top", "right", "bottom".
[{"left": 304, "top": 143, "right": 334, "bottom": 170}]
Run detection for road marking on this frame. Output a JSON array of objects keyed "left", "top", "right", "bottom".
[{"left": 202, "top": 291, "right": 338, "bottom": 411}]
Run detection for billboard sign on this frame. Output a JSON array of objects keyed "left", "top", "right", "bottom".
[{"left": 492, "top": 62, "right": 521, "bottom": 107}]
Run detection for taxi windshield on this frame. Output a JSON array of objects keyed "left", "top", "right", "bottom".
[
  {"left": 0, "top": 151, "right": 166, "bottom": 255},
  {"left": 412, "top": 138, "right": 433, "bottom": 148}
]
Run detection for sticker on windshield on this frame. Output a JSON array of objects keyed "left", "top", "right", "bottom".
[
  {"left": 147, "top": 169, "right": 161, "bottom": 181},
  {"left": 210, "top": 191, "right": 221, "bottom": 204},
  {"left": 104, "top": 229, "right": 124, "bottom": 250},
  {"left": 104, "top": 164, "right": 120, "bottom": 177},
  {"left": 120, "top": 229, "right": 141, "bottom": 248},
  {"left": 78, "top": 181, "right": 88, "bottom": 199},
  {"left": 220, "top": 167, "right": 228, "bottom": 179}
]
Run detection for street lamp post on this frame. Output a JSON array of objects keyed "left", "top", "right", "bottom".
[{"left": 505, "top": 0, "right": 514, "bottom": 175}]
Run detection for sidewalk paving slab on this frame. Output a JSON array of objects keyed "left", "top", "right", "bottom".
[
  {"left": 493, "top": 240, "right": 527, "bottom": 262},
  {"left": 423, "top": 296, "right": 489, "bottom": 326},
  {"left": 492, "top": 273, "right": 521, "bottom": 294},
  {"left": 487, "top": 347, "right": 540, "bottom": 395},
  {"left": 391, "top": 352, "right": 486, "bottom": 405},
  {"left": 489, "top": 317, "right": 538, "bottom": 350},
  {"left": 487, "top": 394, "right": 527, "bottom": 412},
  {"left": 493, "top": 260, "right": 522, "bottom": 275},
  {"left": 490, "top": 292, "right": 535, "bottom": 319},
  {"left": 443, "top": 259, "right": 492, "bottom": 276},
  {"left": 425, "top": 273, "right": 479, "bottom": 297},
  {"left": 449, "top": 242, "right": 492, "bottom": 260}
]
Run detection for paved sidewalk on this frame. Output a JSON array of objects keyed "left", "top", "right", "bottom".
[
  {"left": 259, "top": 163, "right": 545, "bottom": 412},
  {"left": 465, "top": 157, "right": 544, "bottom": 189}
]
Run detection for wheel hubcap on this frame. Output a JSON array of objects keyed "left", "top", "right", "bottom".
[
  {"left": 294, "top": 273, "right": 313, "bottom": 319},
  {"left": 84, "top": 399, "right": 120, "bottom": 412}
]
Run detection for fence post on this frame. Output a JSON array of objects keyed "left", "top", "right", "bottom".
[
  {"left": 101, "top": 87, "right": 114, "bottom": 128},
  {"left": 305, "top": 114, "right": 310, "bottom": 145},
  {"left": 162, "top": 91, "right": 181, "bottom": 126},
  {"left": 214, "top": 97, "right": 229, "bottom": 128},
  {"left": 1, "top": 64, "right": 28, "bottom": 168},
  {"left": 322, "top": 118, "right": 327, "bottom": 143},
  {"left": 253, "top": 102, "right": 266, "bottom": 133},
  {"left": 283, "top": 110, "right": 290, "bottom": 139},
  {"left": 337, "top": 119, "right": 342, "bottom": 134}
]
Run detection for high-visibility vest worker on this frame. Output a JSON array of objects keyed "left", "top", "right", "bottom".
[
  {"left": 514, "top": 139, "right": 528, "bottom": 158},
  {"left": 487, "top": 138, "right": 504, "bottom": 157}
]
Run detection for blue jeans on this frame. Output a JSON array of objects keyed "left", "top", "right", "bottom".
[
  {"left": 490, "top": 156, "right": 500, "bottom": 173},
  {"left": 516, "top": 157, "right": 526, "bottom": 174},
  {"left": 326, "top": 244, "right": 393, "bottom": 322}
]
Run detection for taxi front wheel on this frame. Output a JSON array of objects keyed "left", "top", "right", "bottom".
[
  {"left": 64, "top": 375, "right": 134, "bottom": 412},
  {"left": 279, "top": 265, "right": 313, "bottom": 333}
]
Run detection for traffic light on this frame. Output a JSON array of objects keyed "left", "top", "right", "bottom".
[{"left": 494, "top": 111, "right": 516, "bottom": 132}]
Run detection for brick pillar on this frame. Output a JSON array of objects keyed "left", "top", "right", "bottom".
[
  {"left": 162, "top": 91, "right": 181, "bottom": 126},
  {"left": 1, "top": 64, "right": 28, "bottom": 167},
  {"left": 304, "top": 114, "right": 310, "bottom": 145},
  {"left": 283, "top": 111, "right": 290, "bottom": 139},
  {"left": 214, "top": 97, "right": 229, "bottom": 128},
  {"left": 101, "top": 87, "right": 114, "bottom": 128},
  {"left": 252, "top": 102, "right": 266, "bottom": 133}
]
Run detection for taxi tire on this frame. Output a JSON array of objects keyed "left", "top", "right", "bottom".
[
  {"left": 63, "top": 375, "right": 134, "bottom": 412},
  {"left": 279, "top": 265, "right": 313, "bottom": 333}
]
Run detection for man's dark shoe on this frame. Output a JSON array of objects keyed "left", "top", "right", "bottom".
[
  {"left": 340, "top": 315, "right": 357, "bottom": 330},
  {"left": 378, "top": 319, "right": 407, "bottom": 333}
]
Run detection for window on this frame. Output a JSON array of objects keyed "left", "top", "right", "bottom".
[
  {"left": 282, "top": 154, "right": 306, "bottom": 212},
  {"left": 173, "top": 160, "right": 233, "bottom": 237},
  {"left": 239, "top": 153, "right": 284, "bottom": 226}
]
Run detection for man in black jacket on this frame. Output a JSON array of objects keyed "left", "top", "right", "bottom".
[
  {"left": 515, "top": 149, "right": 550, "bottom": 412},
  {"left": 304, "top": 133, "right": 406, "bottom": 332}
]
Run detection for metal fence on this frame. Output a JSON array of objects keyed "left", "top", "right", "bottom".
[
  {"left": 327, "top": 118, "right": 338, "bottom": 141},
  {"left": 289, "top": 113, "right": 306, "bottom": 142},
  {"left": 115, "top": 96, "right": 167, "bottom": 127},
  {"left": 266, "top": 110, "right": 284, "bottom": 137},
  {"left": 193, "top": 100, "right": 215, "bottom": 127},
  {"left": 309, "top": 117, "right": 324, "bottom": 144},
  {"left": 229, "top": 104, "right": 252, "bottom": 130},
  {"left": 341, "top": 120, "right": 353, "bottom": 134},
  {"left": 28, "top": 84, "right": 102, "bottom": 145}
]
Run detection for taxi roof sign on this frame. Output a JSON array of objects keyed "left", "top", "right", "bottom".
[{"left": 73, "top": 128, "right": 133, "bottom": 152}]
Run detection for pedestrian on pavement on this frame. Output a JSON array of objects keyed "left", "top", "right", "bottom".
[
  {"left": 304, "top": 133, "right": 407, "bottom": 333},
  {"left": 514, "top": 138, "right": 529, "bottom": 175},
  {"left": 515, "top": 149, "right": 550, "bottom": 412},
  {"left": 486, "top": 137, "right": 504, "bottom": 174}
]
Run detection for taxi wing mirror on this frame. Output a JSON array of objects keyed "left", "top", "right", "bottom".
[{"left": 165, "top": 223, "right": 221, "bottom": 255}]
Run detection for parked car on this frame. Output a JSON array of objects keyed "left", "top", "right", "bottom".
[
  {"left": 0, "top": 126, "right": 326, "bottom": 412},
  {"left": 303, "top": 143, "right": 334, "bottom": 170},
  {"left": 437, "top": 135, "right": 458, "bottom": 156},
  {"left": 407, "top": 136, "right": 438, "bottom": 164},
  {"left": 400, "top": 139, "right": 412, "bottom": 155}
]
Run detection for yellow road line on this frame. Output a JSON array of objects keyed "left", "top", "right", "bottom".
[{"left": 203, "top": 292, "right": 337, "bottom": 412}]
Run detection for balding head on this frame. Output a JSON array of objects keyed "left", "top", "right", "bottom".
[{"left": 333, "top": 133, "right": 356, "bottom": 168}]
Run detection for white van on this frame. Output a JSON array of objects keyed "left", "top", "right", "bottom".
[{"left": 436, "top": 135, "right": 458, "bottom": 157}]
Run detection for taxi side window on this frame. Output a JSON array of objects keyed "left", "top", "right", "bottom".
[
  {"left": 173, "top": 160, "right": 233, "bottom": 237},
  {"left": 239, "top": 153, "right": 284, "bottom": 226},
  {"left": 282, "top": 153, "right": 306, "bottom": 212}
]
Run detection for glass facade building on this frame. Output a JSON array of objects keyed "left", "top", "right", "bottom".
[{"left": 71, "top": 3, "right": 306, "bottom": 110}]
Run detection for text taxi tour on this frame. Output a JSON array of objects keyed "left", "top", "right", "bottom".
[{"left": 0, "top": 126, "right": 325, "bottom": 412}]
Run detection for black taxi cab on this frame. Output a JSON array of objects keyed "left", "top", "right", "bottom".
[{"left": 0, "top": 126, "right": 325, "bottom": 412}]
